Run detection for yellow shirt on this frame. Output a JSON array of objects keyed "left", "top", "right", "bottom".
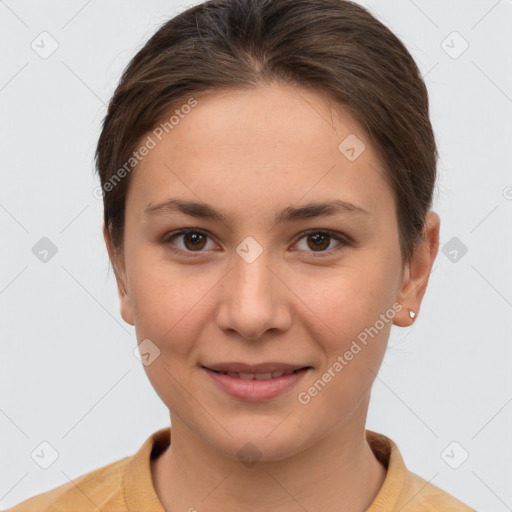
[{"left": 6, "top": 427, "right": 475, "bottom": 511}]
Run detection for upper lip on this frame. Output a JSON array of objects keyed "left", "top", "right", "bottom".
[{"left": 203, "top": 362, "right": 311, "bottom": 373}]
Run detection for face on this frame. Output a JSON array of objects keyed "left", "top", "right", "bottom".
[{"left": 105, "top": 84, "right": 439, "bottom": 462}]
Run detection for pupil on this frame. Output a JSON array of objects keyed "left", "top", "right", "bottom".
[
  {"left": 309, "top": 233, "right": 329, "bottom": 251},
  {"left": 185, "top": 232, "right": 206, "bottom": 250}
]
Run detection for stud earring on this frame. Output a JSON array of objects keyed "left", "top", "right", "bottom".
[{"left": 409, "top": 309, "right": 416, "bottom": 320}]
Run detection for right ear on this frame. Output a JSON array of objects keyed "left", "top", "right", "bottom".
[{"left": 102, "top": 223, "right": 135, "bottom": 326}]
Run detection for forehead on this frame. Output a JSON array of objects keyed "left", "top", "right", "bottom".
[{"left": 126, "top": 84, "right": 393, "bottom": 224}]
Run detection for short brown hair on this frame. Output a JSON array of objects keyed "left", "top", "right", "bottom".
[{"left": 95, "top": 0, "right": 437, "bottom": 266}]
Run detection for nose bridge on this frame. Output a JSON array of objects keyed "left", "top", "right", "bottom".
[
  {"left": 215, "top": 238, "right": 291, "bottom": 339},
  {"left": 231, "top": 240, "right": 275, "bottom": 306},
  {"left": 234, "top": 251, "right": 271, "bottom": 297}
]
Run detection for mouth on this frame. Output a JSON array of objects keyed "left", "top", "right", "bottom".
[
  {"left": 201, "top": 363, "right": 312, "bottom": 401},
  {"left": 205, "top": 367, "right": 308, "bottom": 380}
]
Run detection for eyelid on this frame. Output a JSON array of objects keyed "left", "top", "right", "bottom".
[
  {"left": 163, "top": 227, "right": 352, "bottom": 257},
  {"left": 163, "top": 228, "right": 218, "bottom": 256},
  {"left": 291, "top": 228, "right": 351, "bottom": 257},
  {"left": 294, "top": 228, "right": 351, "bottom": 245}
]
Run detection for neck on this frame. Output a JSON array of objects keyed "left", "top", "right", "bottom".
[{"left": 151, "top": 396, "right": 386, "bottom": 512}]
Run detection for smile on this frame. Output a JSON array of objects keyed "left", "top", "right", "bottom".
[
  {"left": 203, "top": 366, "right": 311, "bottom": 401},
  {"left": 209, "top": 368, "right": 300, "bottom": 379}
]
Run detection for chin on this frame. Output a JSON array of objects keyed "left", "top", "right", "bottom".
[{"left": 206, "top": 420, "right": 307, "bottom": 463}]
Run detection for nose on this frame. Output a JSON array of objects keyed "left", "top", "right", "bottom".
[{"left": 214, "top": 248, "right": 292, "bottom": 341}]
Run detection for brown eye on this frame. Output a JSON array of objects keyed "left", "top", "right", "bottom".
[
  {"left": 294, "top": 230, "right": 349, "bottom": 257},
  {"left": 164, "top": 229, "right": 216, "bottom": 253},
  {"left": 182, "top": 232, "right": 207, "bottom": 251},
  {"left": 306, "top": 232, "right": 331, "bottom": 251}
]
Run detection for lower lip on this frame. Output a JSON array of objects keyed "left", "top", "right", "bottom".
[{"left": 203, "top": 367, "right": 310, "bottom": 402}]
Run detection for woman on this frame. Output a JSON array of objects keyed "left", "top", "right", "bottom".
[{"left": 7, "top": 0, "right": 476, "bottom": 510}]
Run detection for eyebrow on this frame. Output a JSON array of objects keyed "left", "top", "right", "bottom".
[{"left": 143, "top": 198, "right": 370, "bottom": 224}]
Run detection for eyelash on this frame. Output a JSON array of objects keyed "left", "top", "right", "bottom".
[{"left": 162, "top": 228, "right": 351, "bottom": 258}]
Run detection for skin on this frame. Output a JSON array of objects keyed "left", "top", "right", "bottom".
[{"left": 103, "top": 83, "right": 440, "bottom": 512}]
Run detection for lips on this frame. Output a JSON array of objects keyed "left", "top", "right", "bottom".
[
  {"left": 209, "top": 368, "right": 301, "bottom": 380},
  {"left": 202, "top": 362, "right": 311, "bottom": 381},
  {"left": 203, "top": 363, "right": 311, "bottom": 401}
]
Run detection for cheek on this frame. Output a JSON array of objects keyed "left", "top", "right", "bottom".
[
  {"left": 294, "top": 271, "right": 395, "bottom": 418},
  {"left": 127, "top": 257, "right": 210, "bottom": 409},
  {"left": 292, "top": 261, "right": 398, "bottom": 410},
  {"left": 127, "top": 251, "right": 215, "bottom": 355},
  {"left": 294, "top": 261, "right": 398, "bottom": 345}
]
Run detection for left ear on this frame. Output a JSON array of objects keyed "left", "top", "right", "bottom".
[{"left": 394, "top": 211, "right": 440, "bottom": 327}]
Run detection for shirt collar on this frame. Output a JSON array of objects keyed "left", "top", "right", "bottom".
[
  {"left": 124, "top": 427, "right": 407, "bottom": 511},
  {"left": 124, "top": 426, "right": 169, "bottom": 512},
  {"left": 365, "top": 429, "right": 408, "bottom": 509}
]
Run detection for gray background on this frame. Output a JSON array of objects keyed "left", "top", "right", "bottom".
[{"left": 1, "top": 0, "right": 511, "bottom": 509}]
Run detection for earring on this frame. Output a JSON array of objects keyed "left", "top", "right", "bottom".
[{"left": 409, "top": 309, "right": 416, "bottom": 320}]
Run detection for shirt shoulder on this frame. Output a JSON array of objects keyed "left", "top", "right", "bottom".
[
  {"left": 365, "top": 430, "right": 476, "bottom": 511},
  {"left": 4, "top": 455, "right": 131, "bottom": 512},
  {"left": 397, "top": 469, "right": 477, "bottom": 511},
  {"left": 4, "top": 428, "right": 167, "bottom": 512}
]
